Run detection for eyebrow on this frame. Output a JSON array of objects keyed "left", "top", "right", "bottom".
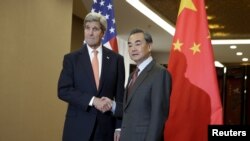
[{"left": 128, "top": 40, "right": 143, "bottom": 44}]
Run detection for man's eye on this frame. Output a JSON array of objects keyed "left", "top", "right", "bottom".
[
  {"left": 93, "top": 28, "right": 100, "bottom": 31},
  {"left": 135, "top": 43, "right": 141, "bottom": 46}
]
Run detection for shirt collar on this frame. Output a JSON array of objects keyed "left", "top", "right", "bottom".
[
  {"left": 87, "top": 44, "right": 102, "bottom": 55},
  {"left": 137, "top": 56, "right": 153, "bottom": 74}
]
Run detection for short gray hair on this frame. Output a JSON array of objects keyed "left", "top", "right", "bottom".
[{"left": 84, "top": 12, "right": 107, "bottom": 32}]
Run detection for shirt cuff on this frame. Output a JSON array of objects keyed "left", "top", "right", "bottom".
[
  {"left": 115, "top": 128, "right": 121, "bottom": 131},
  {"left": 111, "top": 101, "right": 116, "bottom": 113},
  {"left": 89, "top": 96, "right": 95, "bottom": 106}
]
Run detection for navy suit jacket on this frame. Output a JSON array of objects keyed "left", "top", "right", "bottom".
[{"left": 58, "top": 44, "right": 125, "bottom": 141}]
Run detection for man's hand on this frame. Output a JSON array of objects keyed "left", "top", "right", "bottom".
[
  {"left": 114, "top": 130, "right": 121, "bottom": 141},
  {"left": 100, "top": 97, "right": 113, "bottom": 112},
  {"left": 93, "top": 97, "right": 112, "bottom": 113}
]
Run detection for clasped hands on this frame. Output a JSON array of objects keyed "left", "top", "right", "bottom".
[{"left": 93, "top": 97, "right": 113, "bottom": 113}]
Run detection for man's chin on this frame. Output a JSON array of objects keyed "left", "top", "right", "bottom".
[{"left": 86, "top": 43, "right": 99, "bottom": 48}]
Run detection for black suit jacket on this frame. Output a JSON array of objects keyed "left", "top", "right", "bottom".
[{"left": 58, "top": 44, "right": 125, "bottom": 141}]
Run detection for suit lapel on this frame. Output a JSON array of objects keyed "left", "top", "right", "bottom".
[
  {"left": 124, "top": 74, "right": 133, "bottom": 103},
  {"left": 79, "top": 45, "right": 98, "bottom": 92},
  {"left": 124, "top": 61, "right": 156, "bottom": 110},
  {"left": 98, "top": 47, "right": 111, "bottom": 92}
]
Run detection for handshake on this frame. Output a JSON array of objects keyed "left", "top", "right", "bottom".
[{"left": 93, "top": 97, "right": 113, "bottom": 113}]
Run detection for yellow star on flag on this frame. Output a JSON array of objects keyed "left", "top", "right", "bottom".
[
  {"left": 207, "top": 31, "right": 211, "bottom": 39},
  {"left": 178, "top": 0, "right": 197, "bottom": 16},
  {"left": 190, "top": 42, "right": 201, "bottom": 54},
  {"left": 173, "top": 39, "right": 183, "bottom": 52}
]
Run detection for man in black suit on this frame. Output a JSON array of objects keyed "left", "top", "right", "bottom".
[
  {"left": 58, "top": 12, "right": 125, "bottom": 141},
  {"left": 119, "top": 28, "right": 172, "bottom": 141}
]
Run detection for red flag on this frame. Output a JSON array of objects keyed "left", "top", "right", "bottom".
[
  {"left": 91, "top": 0, "right": 118, "bottom": 52},
  {"left": 164, "top": 0, "right": 223, "bottom": 141}
]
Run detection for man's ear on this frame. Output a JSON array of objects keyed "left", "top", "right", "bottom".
[{"left": 148, "top": 43, "right": 152, "bottom": 51}]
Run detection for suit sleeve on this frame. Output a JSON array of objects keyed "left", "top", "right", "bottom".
[
  {"left": 146, "top": 69, "right": 172, "bottom": 141},
  {"left": 114, "top": 55, "right": 125, "bottom": 127},
  {"left": 57, "top": 54, "right": 92, "bottom": 111}
]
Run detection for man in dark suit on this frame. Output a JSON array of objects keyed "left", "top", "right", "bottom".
[
  {"left": 58, "top": 12, "right": 125, "bottom": 141},
  {"left": 119, "top": 29, "right": 172, "bottom": 141}
]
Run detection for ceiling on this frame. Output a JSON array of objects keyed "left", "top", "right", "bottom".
[
  {"left": 145, "top": 0, "right": 250, "bottom": 39},
  {"left": 76, "top": 0, "right": 250, "bottom": 65}
]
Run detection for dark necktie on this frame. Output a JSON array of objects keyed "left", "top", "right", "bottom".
[{"left": 127, "top": 67, "right": 139, "bottom": 95}]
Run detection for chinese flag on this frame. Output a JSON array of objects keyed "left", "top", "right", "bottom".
[{"left": 164, "top": 0, "right": 223, "bottom": 141}]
